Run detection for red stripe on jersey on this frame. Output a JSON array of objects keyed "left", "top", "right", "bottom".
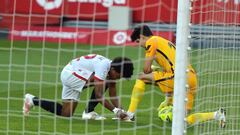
[
  {"left": 84, "top": 54, "right": 97, "bottom": 59},
  {"left": 94, "top": 76, "right": 104, "bottom": 81},
  {"left": 72, "top": 72, "right": 88, "bottom": 82}
]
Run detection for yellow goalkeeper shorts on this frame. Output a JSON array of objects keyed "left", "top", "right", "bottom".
[{"left": 153, "top": 70, "right": 197, "bottom": 111}]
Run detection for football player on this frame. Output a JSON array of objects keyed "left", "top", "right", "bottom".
[
  {"left": 23, "top": 54, "right": 134, "bottom": 120},
  {"left": 125, "top": 25, "right": 226, "bottom": 128}
]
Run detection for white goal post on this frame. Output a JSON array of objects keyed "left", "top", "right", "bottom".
[{"left": 172, "top": 0, "right": 191, "bottom": 134}]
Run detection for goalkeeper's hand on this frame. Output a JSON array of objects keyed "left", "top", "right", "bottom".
[
  {"left": 157, "top": 96, "right": 173, "bottom": 111},
  {"left": 157, "top": 100, "right": 168, "bottom": 111}
]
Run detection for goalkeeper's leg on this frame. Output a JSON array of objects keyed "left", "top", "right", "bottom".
[
  {"left": 187, "top": 71, "right": 224, "bottom": 128},
  {"left": 186, "top": 70, "right": 197, "bottom": 112},
  {"left": 127, "top": 72, "right": 157, "bottom": 121},
  {"left": 186, "top": 112, "right": 215, "bottom": 125},
  {"left": 186, "top": 108, "right": 226, "bottom": 128},
  {"left": 128, "top": 79, "right": 146, "bottom": 113},
  {"left": 154, "top": 71, "right": 174, "bottom": 111}
]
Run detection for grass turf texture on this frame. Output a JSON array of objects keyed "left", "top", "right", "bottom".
[{"left": 0, "top": 39, "right": 239, "bottom": 135}]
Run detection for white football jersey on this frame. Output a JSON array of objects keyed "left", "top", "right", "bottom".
[{"left": 68, "top": 54, "right": 112, "bottom": 81}]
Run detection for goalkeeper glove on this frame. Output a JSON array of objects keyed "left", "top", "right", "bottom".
[{"left": 157, "top": 96, "right": 173, "bottom": 111}]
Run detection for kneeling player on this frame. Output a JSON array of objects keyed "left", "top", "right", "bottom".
[
  {"left": 124, "top": 25, "right": 226, "bottom": 128},
  {"left": 23, "top": 54, "right": 134, "bottom": 119}
]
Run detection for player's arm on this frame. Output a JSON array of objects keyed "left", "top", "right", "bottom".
[
  {"left": 144, "top": 43, "right": 157, "bottom": 74},
  {"left": 93, "top": 64, "right": 116, "bottom": 111},
  {"left": 108, "top": 82, "right": 121, "bottom": 108},
  {"left": 94, "top": 79, "right": 114, "bottom": 111},
  {"left": 143, "top": 56, "right": 154, "bottom": 74},
  {"left": 94, "top": 79, "right": 127, "bottom": 118}
]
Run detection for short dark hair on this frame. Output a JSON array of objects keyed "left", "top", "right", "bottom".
[
  {"left": 131, "top": 25, "right": 153, "bottom": 42},
  {"left": 111, "top": 57, "right": 134, "bottom": 78}
]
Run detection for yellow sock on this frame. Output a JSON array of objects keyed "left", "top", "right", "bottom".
[
  {"left": 186, "top": 112, "right": 215, "bottom": 125},
  {"left": 128, "top": 79, "right": 145, "bottom": 113}
]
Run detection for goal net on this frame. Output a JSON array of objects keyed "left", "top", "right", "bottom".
[
  {"left": 188, "top": 0, "right": 240, "bottom": 134},
  {"left": 0, "top": 0, "right": 239, "bottom": 135}
]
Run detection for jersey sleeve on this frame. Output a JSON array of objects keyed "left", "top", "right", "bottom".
[
  {"left": 94, "top": 61, "right": 110, "bottom": 81},
  {"left": 145, "top": 39, "right": 157, "bottom": 58}
]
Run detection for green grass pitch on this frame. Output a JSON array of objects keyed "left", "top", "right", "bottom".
[{"left": 0, "top": 39, "right": 239, "bottom": 135}]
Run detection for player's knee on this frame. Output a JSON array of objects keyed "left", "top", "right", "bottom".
[
  {"left": 61, "top": 111, "right": 74, "bottom": 117},
  {"left": 61, "top": 100, "right": 78, "bottom": 117},
  {"left": 137, "top": 73, "right": 145, "bottom": 80},
  {"left": 62, "top": 114, "right": 72, "bottom": 117},
  {"left": 61, "top": 105, "right": 76, "bottom": 117},
  {"left": 137, "top": 74, "right": 151, "bottom": 83}
]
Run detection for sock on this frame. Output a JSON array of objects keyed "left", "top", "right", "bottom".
[
  {"left": 186, "top": 112, "right": 215, "bottom": 125},
  {"left": 128, "top": 79, "right": 145, "bottom": 113},
  {"left": 33, "top": 97, "right": 62, "bottom": 116},
  {"left": 85, "top": 89, "right": 99, "bottom": 113}
]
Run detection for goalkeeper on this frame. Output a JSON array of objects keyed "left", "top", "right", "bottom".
[{"left": 125, "top": 25, "right": 226, "bottom": 127}]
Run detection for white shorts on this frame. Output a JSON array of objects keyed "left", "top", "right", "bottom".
[{"left": 60, "top": 65, "right": 87, "bottom": 101}]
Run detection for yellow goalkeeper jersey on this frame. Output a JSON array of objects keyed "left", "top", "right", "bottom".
[{"left": 145, "top": 36, "right": 194, "bottom": 73}]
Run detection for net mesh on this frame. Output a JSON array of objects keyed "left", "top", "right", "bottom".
[{"left": 189, "top": 0, "right": 240, "bottom": 134}]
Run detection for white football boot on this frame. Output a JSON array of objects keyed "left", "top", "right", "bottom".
[
  {"left": 82, "top": 111, "right": 106, "bottom": 120},
  {"left": 215, "top": 108, "right": 226, "bottom": 128},
  {"left": 125, "top": 111, "right": 135, "bottom": 122},
  {"left": 23, "top": 93, "right": 35, "bottom": 115}
]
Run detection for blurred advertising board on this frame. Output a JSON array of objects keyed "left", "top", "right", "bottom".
[{"left": 9, "top": 25, "right": 175, "bottom": 45}]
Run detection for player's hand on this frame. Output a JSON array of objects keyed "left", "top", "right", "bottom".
[
  {"left": 118, "top": 112, "right": 128, "bottom": 119},
  {"left": 113, "top": 108, "right": 128, "bottom": 119},
  {"left": 158, "top": 97, "right": 173, "bottom": 111},
  {"left": 157, "top": 100, "right": 168, "bottom": 111}
]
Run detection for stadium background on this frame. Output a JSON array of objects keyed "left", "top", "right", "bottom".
[{"left": 1, "top": 0, "right": 239, "bottom": 47}]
